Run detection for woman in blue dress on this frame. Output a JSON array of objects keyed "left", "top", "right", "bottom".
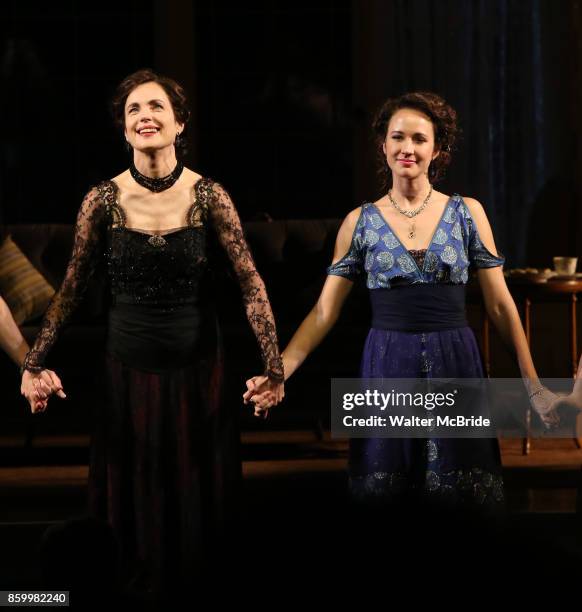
[{"left": 245, "top": 91, "right": 558, "bottom": 509}]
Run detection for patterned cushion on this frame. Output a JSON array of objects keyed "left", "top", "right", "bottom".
[{"left": 0, "top": 236, "right": 55, "bottom": 325}]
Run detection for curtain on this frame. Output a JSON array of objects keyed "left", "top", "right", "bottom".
[{"left": 353, "top": 0, "right": 582, "bottom": 266}]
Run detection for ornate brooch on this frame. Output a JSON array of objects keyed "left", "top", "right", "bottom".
[{"left": 148, "top": 235, "right": 167, "bottom": 248}]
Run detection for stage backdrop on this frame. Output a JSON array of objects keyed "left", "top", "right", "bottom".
[{"left": 1, "top": 0, "right": 580, "bottom": 268}]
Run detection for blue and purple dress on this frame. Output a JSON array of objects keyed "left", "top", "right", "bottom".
[{"left": 327, "top": 195, "right": 505, "bottom": 508}]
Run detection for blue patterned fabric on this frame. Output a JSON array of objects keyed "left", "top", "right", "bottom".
[
  {"left": 350, "top": 328, "right": 504, "bottom": 508},
  {"left": 327, "top": 195, "right": 504, "bottom": 287},
  {"left": 327, "top": 195, "right": 505, "bottom": 508}
]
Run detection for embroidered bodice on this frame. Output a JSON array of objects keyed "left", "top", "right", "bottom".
[{"left": 327, "top": 195, "right": 504, "bottom": 288}]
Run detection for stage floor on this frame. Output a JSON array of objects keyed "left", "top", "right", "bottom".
[
  {"left": 1, "top": 432, "right": 581, "bottom": 518},
  {"left": 1, "top": 432, "right": 582, "bottom": 591}
]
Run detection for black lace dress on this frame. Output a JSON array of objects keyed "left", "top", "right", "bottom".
[{"left": 24, "top": 177, "right": 283, "bottom": 594}]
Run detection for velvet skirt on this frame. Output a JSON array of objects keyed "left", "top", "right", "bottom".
[
  {"left": 349, "top": 326, "right": 504, "bottom": 508},
  {"left": 87, "top": 303, "right": 239, "bottom": 596}
]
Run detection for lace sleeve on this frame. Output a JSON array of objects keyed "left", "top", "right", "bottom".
[
  {"left": 23, "top": 186, "right": 108, "bottom": 371},
  {"left": 202, "top": 179, "right": 284, "bottom": 383}
]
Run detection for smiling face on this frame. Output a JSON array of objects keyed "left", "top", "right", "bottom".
[
  {"left": 124, "top": 81, "right": 183, "bottom": 153},
  {"left": 383, "top": 108, "right": 439, "bottom": 181}
]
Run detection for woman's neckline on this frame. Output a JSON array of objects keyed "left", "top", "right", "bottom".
[
  {"left": 106, "top": 175, "right": 207, "bottom": 233},
  {"left": 368, "top": 195, "right": 453, "bottom": 253},
  {"left": 111, "top": 226, "right": 195, "bottom": 237}
]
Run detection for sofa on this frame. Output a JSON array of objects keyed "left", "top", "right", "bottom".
[
  {"left": 4, "top": 220, "right": 579, "bottom": 460},
  {"left": 1, "top": 219, "right": 376, "bottom": 447}
]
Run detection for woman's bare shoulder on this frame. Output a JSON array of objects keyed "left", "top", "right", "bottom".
[
  {"left": 182, "top": 167, "right": 204, "bottom": 185},
  {"left": 340, "top": 205, "right": 364, "bottom": 232},
  {"left": 109, "top": 169, "right": 130, "bottom": 190},
  {"left": 345, "top": 205, "right": 363, "bottom": 223},
  {"left": 460, "top": 195, "right": 485, "bottom": 214},
  {"left": 334, "top": 206, "right": 364, "bottom": 246}
]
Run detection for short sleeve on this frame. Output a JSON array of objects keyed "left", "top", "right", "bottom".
[
  {"left": 459, "top": 199, "right": 505, "bottom": 269},
  {"left": 326, "top": 208, "right": 366, "bottom": 280}
]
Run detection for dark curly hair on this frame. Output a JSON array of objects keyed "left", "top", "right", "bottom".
[
  {"left": 372, "top": 92, "right": 459, "bottom": 189},
  {"left": 110, "top": 68, "right": 191, "bottom": 157}
]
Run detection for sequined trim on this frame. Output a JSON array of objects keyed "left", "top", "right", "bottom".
[
  {"left": 100, "top": 179, "right": 209, "bottom": 231},
  {"left": 186, "top": 178, "right": 210, "bottom": 227},
  {"left": 98, "top": 181, "right": 124, "bottom": 227},
  {"left": 350, "top": 467, "right": 505, "bottom": 507},
  {"left": 426, "top": 440, "right": 439, "bottom": 462}
]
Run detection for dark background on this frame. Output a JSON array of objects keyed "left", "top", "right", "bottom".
[
  {"left": 1, "top": 0, "right": 581, "bottom": 266},
  {"left": 1, "top": 4, "right": 581, "bottom": 595}
]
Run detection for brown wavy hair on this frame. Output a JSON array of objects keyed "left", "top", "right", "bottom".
[
  {"left": 110, "top": 69, "right": 191, "bottom": 155},
  {"left": 372, "top": 92, "right": 459, "bottom": 189}
]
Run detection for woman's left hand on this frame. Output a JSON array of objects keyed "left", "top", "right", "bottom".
[{"left": 21, "top": 369, "right": 66, "bottom": 414}]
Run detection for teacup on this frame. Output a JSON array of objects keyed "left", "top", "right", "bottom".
[{"left": 553, "top": 257, "right": 578, "bottom": 275}]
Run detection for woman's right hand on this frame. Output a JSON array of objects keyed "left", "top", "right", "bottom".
[
  {"left": 21, "top": 369, "right": 66, "bottom": 414},
  {"left": 243, "top": 375, "right": 285, "bottom": 418}
]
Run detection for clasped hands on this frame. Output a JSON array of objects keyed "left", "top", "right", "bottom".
[
  {"left": 21, "top": 369, "right": 66, "bottom": 414},
  {"left": 243, "top": 376, "right": 285, "bottom": 418},
  {"left": 530, "top": 386, "right": 561, "bottom": 429},
  {"left": 529, "top": 358, "right": 582, "bottom": 429},
  {"left": 242, "top": 362, "right": 582, "bottom": 426}
]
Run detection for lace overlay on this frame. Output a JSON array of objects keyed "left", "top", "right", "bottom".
[
  {"left": 103, "top": 181, "right": 208, "bottom": 307},
  {"left": 408, "top": 249, "right": 426, "bottom": 270},
  {"left": 198, "top": 178, "right": 283, "bottom": 382},
  {"left": 24, "top": 176, "right": 283, "bottom": 382},
  {"left": 23, "top": 186, "right": 108, "bottom": 370}
]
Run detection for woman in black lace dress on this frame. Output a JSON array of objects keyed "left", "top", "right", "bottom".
[{"left": 20, "top": 69, "right": 284, "bottom": 596}]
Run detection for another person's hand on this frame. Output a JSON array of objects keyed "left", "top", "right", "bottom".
[
  {"left": 548, "top": 355, "right": 582, "bottom": 416},
  {"left": 243, "top": 375, "right": 284, "bottom": 419},
  {"left": 21, "top": 369, "right": 66, "bottom": 414},
  {"left": 529, "top": 386, "right": 560, "bottom": 429}
]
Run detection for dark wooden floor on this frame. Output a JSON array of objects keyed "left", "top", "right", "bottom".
[{"left": 2, "top": 432, "right": 582, "bottom": 595}]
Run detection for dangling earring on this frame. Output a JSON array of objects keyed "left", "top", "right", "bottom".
[
  {"left": 427, "top": 158, "right": 434, "bottom": 180},
  {"left": 175, "top": 132, "right": 184, "bottom": 159}
]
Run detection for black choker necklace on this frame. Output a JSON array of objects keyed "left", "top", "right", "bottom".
[{"left": 129, "top": 161, "right": 184, "bottom": 193}]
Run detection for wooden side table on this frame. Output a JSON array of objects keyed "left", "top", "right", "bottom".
[{"left": 492, "top": 278, "right": 582, "bottom": 454}]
